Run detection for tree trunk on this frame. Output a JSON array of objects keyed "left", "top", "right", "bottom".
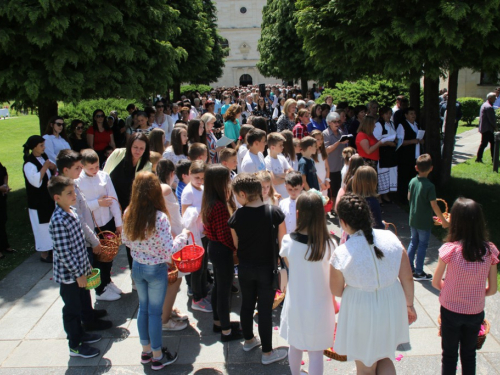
[
  {"left": 37, "top": 99, "right": 58, "bottom": 134},
  {"left": 440, "top": 70, "right": 459, "bottom": 186},
  {"left": 300, "top": 78, "right": 308, "bottom": 96},
  {"left": 409, "top": 81, "right": 421, "bottom": 123},
  {"left": 173, "top": 82, "right": 182, "bottom": 102},
  {"left": 423, "top": 75, "right": 442, "bottom": 186}
]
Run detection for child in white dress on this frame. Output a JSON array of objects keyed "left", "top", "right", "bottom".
[
  {"left": 331, "top": 193, "right": 416, "bottom": 373},
  {"left": 280, "top": 191, "right": 335, "bottom": 375},
  {"left": 310, "top": 130, "right": 330, "bottom": 196}
]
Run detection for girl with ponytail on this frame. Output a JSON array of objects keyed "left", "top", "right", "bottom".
[{"left": 330, "top": 193, "right": 416, "bottom": 373}]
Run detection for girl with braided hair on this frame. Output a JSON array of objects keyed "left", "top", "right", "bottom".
[{"left": 331, "top": 193, "right": 416, "bottom": 374}]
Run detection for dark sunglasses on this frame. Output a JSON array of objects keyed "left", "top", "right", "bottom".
[
  {"left": 156, "top": 105, "right": 164, "bottom": 108},
  {"left": 54, "top": 122, "right": 65, "bottom": 126},
  {"left": 95, "top": 114, "right": 105, "bottom": 118},
  {"left": 75, "top": 126, "right": 84, "bottom": 130}
]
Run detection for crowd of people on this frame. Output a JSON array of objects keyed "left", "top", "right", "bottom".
[{"left": 1, "top": 83, "right": 495, "bottom": 374}]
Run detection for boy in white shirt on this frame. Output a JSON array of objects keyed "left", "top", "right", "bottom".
[
  {"left": 265, "top": 132, "right": 293, "bottom": 199},
  {"left": 278, "top": 172, "right": 304, "bottom": 242},
  {"left": 180, "top": 161, "right": 212, "bottom": 313},
  {"left": 241, "top": 128, "right": 267, "bottom": 173},
  {"left": 77, "top": 149, "right": 123, "bottom": 302}
]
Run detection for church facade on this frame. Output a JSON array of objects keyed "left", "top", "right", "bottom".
[{"left": 212, "top": 0, "right": 279, "bottom": 88}]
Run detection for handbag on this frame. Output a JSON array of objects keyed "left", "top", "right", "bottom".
[{"left": 268, "top": 205, "right": 280, "bottom": 291}]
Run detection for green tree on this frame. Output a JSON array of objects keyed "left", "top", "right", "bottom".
[
  {"left": 0, "top": 0, "right": 185, "bottom": 133},
  {"left": 296, "top": 0, "right": 500, "bottom": 185},
  {"left": 257, "top": 0, "right": 319, "bottom": 94}
]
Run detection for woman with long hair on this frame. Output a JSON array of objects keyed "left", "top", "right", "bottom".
[
  {"left": 154, "top": 100, "right": 174, "bottom": 145},
  {"left": 104, "top": 133, "right": 152, "bottom": 271},
  {"left": 68, "top": 119, "right": 88, "bottom": 152},
  {"left": 308, "top": 103, "right": 326, "bottom": 133},
  {"left": 224, "top": 104, "right": 242, "bottom": 148},
  {"left": 162, "top": 126, "right": 189, "bottom": 189},
  {"left": 201, "top": 165, "right": 241, "bottom": 341},
  {"left": 252, "top": 97, "right": 271, "bottom": 120},
  {"left": 43, "top": 116, "right": 71, "bottom": 162},
  {"left": 87, "top": 109, "right": 116, "bottom": 160},
  {"left": 332, "top": 193, "right": 415, "bottom": 374},
  {"left": 122, "top": 171, "right": 189, "bottom": 370},
  {"left": 187, "top": 119, "right": 207, "bottom": 147},
  {"left": 355, "top": 115, "right": 385, "bottom": 171}
]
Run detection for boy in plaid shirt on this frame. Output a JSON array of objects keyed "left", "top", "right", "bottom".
[{"left": 48, "top": 176, "right": 102, "bottom": 358}]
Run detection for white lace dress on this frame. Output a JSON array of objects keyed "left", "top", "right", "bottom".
[{"left": 330, "top": 229, "right": 409, "bottom": 366}]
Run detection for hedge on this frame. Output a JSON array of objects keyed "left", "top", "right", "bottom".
[
  {"left": 59, "top": 98, "right": 142, "bottom": 130},
  {"left": 457, "top": 97, "right": 482, "bottom": 126},
  {"left": 316, "top": 77, "right": 409, "bottom": 107}
]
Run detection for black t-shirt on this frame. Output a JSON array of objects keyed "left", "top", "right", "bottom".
[
  {"left": 228, "top": 205, "right": 285, "bottom": 266},
  {"left": 112, "top": 119, "right": 126, "bottom": 147}
]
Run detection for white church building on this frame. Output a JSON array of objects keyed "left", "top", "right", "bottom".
[{"left": 212, "top": 0, "right": 279, "bottom": 87}]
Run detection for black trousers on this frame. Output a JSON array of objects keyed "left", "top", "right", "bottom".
[
  {"left": 126, "top": 246, "right": 133, "bottom": 270},
  {"left": 397, "top": 161, "right": 416, "bottom": 201},
  {"left": 476, "top": 130, "right": 495, "bottom": 161},
  {"left": 238, "top": 263, "right": 275, "bottom": 353},
  {"left": 94, "top": 218, "right": 116, "bottom": 295},
  {"left": 60, "top": 282, "right": 92, "bottom": 348},
  {"left": 0, "top": 197, "right": 10, "bottom": 251},
  {"left": 441, "top": 306, "right": 484, "bottom": 375},
  {"left": 192, "top": 237, "right": 209, "bottom": 302},
  {"left": 208, "top": 240, "right": 234, "bottom": 330},
  {"left": 328, "top": 171, "right": 342, "bottom": 200}
]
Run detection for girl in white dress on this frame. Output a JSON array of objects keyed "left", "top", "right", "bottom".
[
  {"left": 280, "top": 191, "right": 335, "bottom": 375},
  {"left": 331, "top": 193, "right": 417, "bottom": 374},
  {"left": 310, "top": 130, "right": 330, "bottom": 197}
]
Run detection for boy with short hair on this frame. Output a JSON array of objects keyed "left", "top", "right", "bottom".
[
  {"left": 175, "top": 160, "right": 191, "bottom": 210},
  {"left": 408, "top": 154, "right": 449, "bottom": 281},
  {"left": 219, "top": 148, "right": 238, "bottom": 179},
  {"left": 298, "top": 136, "right": 322, "bottom": 191},
  {"left": 56, "top": 150, "right": 112, "bottom": 331},
  {"left": 76, "top": 149, "right": 123, "bottom": 302},
  {"left": 241, "top": 128, "right": 267, "bottom": 173},
  {"left": 188, "top": 143, "right": 208, "bottom": 161},
  {"left": 278, "top": 172, "right": 304, "bottom": 239},
  {"left": 181, "top": 160, "right": 211, "bottom": 313},
  {"left": 265, "top": 132, "right": 293, "bottom": 198},
  {"left": 48, "top": 176, "right": 102, "bottom": 358}
]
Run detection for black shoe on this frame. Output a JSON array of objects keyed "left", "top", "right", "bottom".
[
  {"left": 231, "top": 284, "right": 239, "bottom": 294},
  {"left": 40, "top": 256, "right": 52, "bottom": 263},
  {"left": 93, "top": 309, "right": 108, "bottom": 319},
  {"left": 221, "top": 329, "right": 245, "bottom": 342},
  {"left": 475, "top": 159, "right": 483, "bottom": 163},
  {"left": 82, "top": 333, "right": 102, "bottom": 344},
  {"left": 413, "top": 272, "right": 432, "bottom": 281},
  {"left": 213, "top": 321, "right": 241, "bottom": 333},
  {"left": 151, "top": 348, "right": 178, "bottom": 370},
  {"left": 69, "top": 343, "right": 100, "bottom": 358},
  {"left": 83, "top": 319, "right": 113, "bottom": 331}
]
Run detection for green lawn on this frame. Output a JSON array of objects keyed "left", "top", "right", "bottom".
[{"left": 0, "top": 115, "right": 40, "bottom": 279}]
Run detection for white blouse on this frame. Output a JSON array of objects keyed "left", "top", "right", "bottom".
[{"left": 43, "top": 135, "right": 71, "bottom": 162}]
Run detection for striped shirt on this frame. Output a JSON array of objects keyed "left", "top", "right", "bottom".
[
  {"left": 439, "top": 241, "right": 499, "bottom": 314},
  {"left": 49, "top": 205, "right": 92, "bottom": 284}
]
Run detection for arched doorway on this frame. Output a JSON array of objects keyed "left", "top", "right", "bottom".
[{"left": 239, "top": 74, "right": 253, "bottom": 86}]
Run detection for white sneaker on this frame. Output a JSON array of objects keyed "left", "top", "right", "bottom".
[
  {"left": 261, "top": 348, "right": 288, "bottom": 365},
  {"left": 95, "top": 286, "right": 121, "bottom": 301},
  {"left": 108, "top": 282, "right": 122, "bottom": 294},
  {"left": 243, "top": 337, "right": 261, "bottom": 352},
  {"left": 162, "top": 319, "right": 188, "bottom": 331}
]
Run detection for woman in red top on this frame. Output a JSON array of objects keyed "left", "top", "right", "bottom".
[
  {"left": 87, "top": 109, "right": 116, "bottom": 160},
  {"left": 432, "top": 198, "right": 498, "bottom": 375},
  {"left": 355, "top": 115, "right": 386, "bottom": 171},
  {"left": 201, "top": 164, "right": 242, "bottom": 342}
]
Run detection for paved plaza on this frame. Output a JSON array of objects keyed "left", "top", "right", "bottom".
[{"left": 0, "top": 129, "right": 498, "bottom": 374}]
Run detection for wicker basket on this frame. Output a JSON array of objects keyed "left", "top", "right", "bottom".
[
  {"left": 92, "top": 196, "right": 122, "bottom": 262},
  {"left": 172, "top": 233, "right": 205, "bottom": 273},
  {"left": 433, "top": 198, "right": 450, "bottom": 226},
  {"left": 385, "top": 222, "right": 398, "bottom": 236},
  {"left": 86, "top": 268, "right": 101, "bottom": 290},
  {"left": 167, "top": 262, "right": 178, "bottom": 285},
  {"left": 323, "top": 347, "right": 347, "bottom": 362},
  {"left": 272, "top": 290, "right": 285, "bottom": 309},
  {"left": 438, "top": 316, "right": 489, "bottom": 349}
]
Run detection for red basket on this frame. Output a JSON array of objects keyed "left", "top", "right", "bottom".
[
  {"left": 324, "top": 199, "right": 333, "bottom": 213},
  {"left": 172, "top": 233, "right": 205, "bottom": 273}
]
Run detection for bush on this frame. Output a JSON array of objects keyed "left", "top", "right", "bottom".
[
  {"left": 316, "top": 77, "right": 409, "bottom": 107},
  {"left": 457, "top": 97, "right": 482, "bottom": 126},
  {"left": 180, "top": 84, "right": 212, "bottom": 95},
  {"left": 59, "top": 98, "right": 142, "bottom": 131}
]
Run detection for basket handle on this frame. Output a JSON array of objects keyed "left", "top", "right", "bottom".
[
  {"left": 436, "top": 198, "right": 448, "bottom": 214},
  {"left": 181, "top": 232, "right": 196, "bottom": 262}
]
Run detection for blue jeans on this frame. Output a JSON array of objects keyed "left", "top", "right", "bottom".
[
  {"left": 132, "top": 261, "right": 167, "bottom": 351},
  {"left": 407, "top": 227, "right": 431, "bottom": 274}
]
